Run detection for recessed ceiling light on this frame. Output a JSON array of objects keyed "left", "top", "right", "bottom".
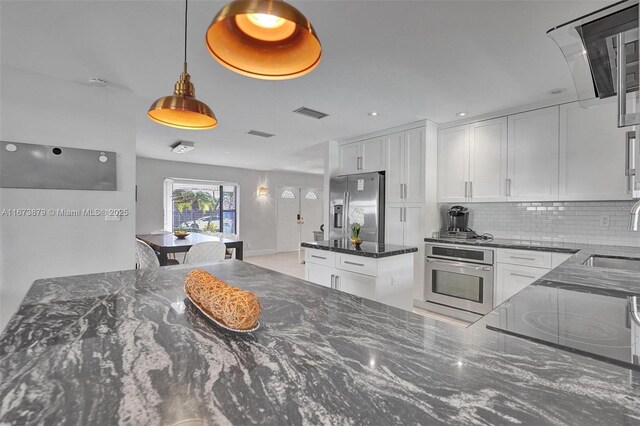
[
  {"left": 456, "top": 112, "right": 467, "bottom": 117},
  {"left": 549, "top": 88, "right": 565, "bottom": 95},
  {"left": 368, "top": 111, "right": 379, "bottom": 117},
  {"left": 170, "top": 141, "right": 195, "bottom": 153}
]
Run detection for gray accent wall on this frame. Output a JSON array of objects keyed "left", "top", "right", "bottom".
[
  {"left": 439, "top": 201, "right": 640, "bottom": 247},
  {"left": 136, "top": 157, "right": 323, "bottom": 256}
]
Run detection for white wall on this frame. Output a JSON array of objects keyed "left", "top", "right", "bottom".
[
  {"left": 0, "top": 66, "right": 137, "bottom": 330},
  {"left": 136, "top": 157, "right": 323, "bottom": 256}
]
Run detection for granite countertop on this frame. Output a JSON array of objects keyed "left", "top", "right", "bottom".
[
  {"left": 424, "top": 236, "right": 583, "bottom": 253},
  {"left": 301, "top": 239, "right": 417, "bottom": 258},
  {"left": 2, "top": 259, "right": 640, "bottom": 424}
]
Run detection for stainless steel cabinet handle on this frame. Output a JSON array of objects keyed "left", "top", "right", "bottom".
[
  {"left": 404, "top": 207, "right": 407, "bottom": 223},
  {"left": 510, "top": 272, "right": 536, "bottom": 279},
  {"left": 629, "top": 296, "right": 640, "bottom": 327},
  {"left": 330, "top": 274, "right": 335, "bottom": 289},
  {"left": 506, "top": 178, "right": 512, "bottom": 197},
  {"left": 469, "top": 181, "right": 473, "bottom": 199},
  {"left": 400, "top": 207, "right": 403, "bottom": 222},
  {"left": 509, "top": 256, "right": 536, "bottom": 261},
  {"left": 627, "top": 131, "right": 636, "bottom": 193},
  {"left": 311, "top": 255, "right": 327, "bottom": 260},
  {"left": 344, "top": 261, "right": 365, "bottom": 267},
  {"left": 464, "top": 181, "right": 468, "bottom": 199},
  {"left": 335, "top": 275, "right": 340, "bottom": 291}
]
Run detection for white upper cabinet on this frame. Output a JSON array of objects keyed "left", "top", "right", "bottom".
[
  {"left": 360, "top": 137, "right": 385, "bottom": 172},
  {"left": 338, "top": 142, "right": 360, "bottom": 175},
  {"left": 404, "top": 127, "right": 426, "bottom": 203},
  {"left": 559, "top": 102, "right": 631, "bottom": 200},
  {"left": 386, "top": 132, "right": 405, "bottom": 202},
  {"left": 338, "top": 137, "right": 385, "bottom": 175},
  {"left": 386, "top": 128, "right": 425, "bottom": 203},
  {"left": 469, "top": 117, "right": 508, "bottom": 202},
  {"left": 437, "top": 126, "right": 469, "bottom": 202},
  {"left": 507, "top": 106, "right": 559, "bottom": 201}
]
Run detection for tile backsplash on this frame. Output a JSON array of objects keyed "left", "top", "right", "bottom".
[{"left": 439, "top": 201, "right": 640, "bottom": 247}]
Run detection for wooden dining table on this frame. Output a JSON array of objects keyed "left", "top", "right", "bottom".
[{"left": 136, "top": 233, "right": 244, "bottom": 266}]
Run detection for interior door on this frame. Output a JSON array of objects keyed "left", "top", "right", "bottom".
[
  {"left": 300, "top": 188, "right": 323, "bottom": 243},
  {"left": 276, "top": 187, "right": 301, "bottom": 252}
]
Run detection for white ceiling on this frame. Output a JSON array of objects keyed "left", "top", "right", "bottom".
[{"left": 1, "top": 0, "right": 611, "bottom": 174}]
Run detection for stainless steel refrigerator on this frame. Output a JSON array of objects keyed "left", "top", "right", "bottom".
[{"left": 329, "top": 172, "right": 385, "bottom": 244}]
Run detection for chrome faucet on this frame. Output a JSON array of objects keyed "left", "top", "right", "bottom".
[{"left": 630, "top": 199, "right": 640, "bottom": 230}]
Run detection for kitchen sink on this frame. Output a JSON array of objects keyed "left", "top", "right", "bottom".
[{"left": 583, "top": 255, "right": 640, "bottom": 272}]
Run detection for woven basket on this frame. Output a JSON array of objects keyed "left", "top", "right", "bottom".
[{"left": 184, "top": 269, "right": 261, "bottom": 330}]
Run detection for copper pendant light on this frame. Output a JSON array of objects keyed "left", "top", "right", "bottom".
[
  {"left": 205, "top": 0, "right": 322, "bottom": 80},
  {"left": 148, "top": 0, "right": 218, "bottom": 130}
]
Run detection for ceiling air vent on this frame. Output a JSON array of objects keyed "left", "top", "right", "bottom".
[
  {"left": 246, "top": 130, "right": 275, "bottom": 138},
  {"left": 293, "top": 107, "right": 329, "bottom": 119}
]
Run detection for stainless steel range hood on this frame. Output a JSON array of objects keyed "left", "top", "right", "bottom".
[{"left": 548, "top": 0, "right": 639, "bottom": 127}]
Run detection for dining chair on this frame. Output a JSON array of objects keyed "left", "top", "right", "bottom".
[
  {"left": 135, "top": 239, "right": 160, "bottom": 269},
  {"left": 221, "top": 233, "right": 238, "bottom": 259},
  {"left": 135, "top": 239, "right": 179, "bottom": 268},
  {"left": 184, "top": 241, "right": 227, "bottom": 265}
]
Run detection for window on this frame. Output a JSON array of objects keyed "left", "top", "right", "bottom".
[
  {"left": 164, "top": 179, "right": 239, "bottom": 235},
  {"left": 304, "top": 191, "right": 318, "bottom": 200},
  {"left": 281, "top": 189, "right": 296, "bottom": 199}
]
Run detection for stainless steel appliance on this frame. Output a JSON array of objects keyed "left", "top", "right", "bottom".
[
  {"left": 329, "top": 172, "right": 385, "bottom": 244},
  {"left": 447, "top": 206, "right": 469, "bottom": 231},
  {"left": 418, "top": 243, "right": 494, "bottom": 322},
  {"left": 548, "top": 0, "right": 639, "bottom": 127}
]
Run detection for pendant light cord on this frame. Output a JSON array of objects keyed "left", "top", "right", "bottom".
[{"left": 183, "top": 0, "right": 188, "bottom": 73}]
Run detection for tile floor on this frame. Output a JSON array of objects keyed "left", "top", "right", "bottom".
[{"left": 245, "top": 250, "right": 306, "bottom": 280}]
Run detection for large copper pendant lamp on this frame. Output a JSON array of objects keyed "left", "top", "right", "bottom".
[
  {"left": 148, "top": 0, "right": 218, "bottom": 130},
  {"left": 205, "top": 0, "right": 321, "bottom": 80}
]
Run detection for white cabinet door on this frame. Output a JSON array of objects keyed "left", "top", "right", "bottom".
[
  {"left": 495, "top": 263, "right": 548, "bottom": 306},
  {"left": 385, "top": 204, "right": 405, "bottom": 246},
  {"left": 438, "top": 125, "right": 469, "bottom": 202},
  {"left": 507, "top": 106, "right": 559, "bottom": 201},
  {"left": 385, "top": 132, "right": 405, "bottom": 203},
  {"left": 559, "top": 102, "right": 631, "bottom": 200},
  {"left": 404, "top": 127, "right": 425, "bottom": 203},
  {"left": 361, "top": 137, "right": 385, "bottom": 172},
  {"left": 402, "top": 205, "right": 424, "bottom": 246},
  {"left": 338, "top": 142, "right": 360, "bottom": 175},
  {"left": 305, "top": 263, "right": 334, "bottom": 289},
  {"left": 469, "top": 117, "right": 507, "bottom": 202},
  {"left": 336, "top": 270, "right": 377, "bottom": 301}
]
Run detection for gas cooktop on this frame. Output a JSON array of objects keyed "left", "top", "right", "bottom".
[{"left": 486, "top": 281, "right": 640, "bottom": 370}]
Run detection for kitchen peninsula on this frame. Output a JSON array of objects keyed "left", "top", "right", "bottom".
[{"left": 1, "top": 259, "right": 639, "bottom": 425}]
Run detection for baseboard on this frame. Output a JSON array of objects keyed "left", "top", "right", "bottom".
[{"left": 244, "top": 249, "right": 277, "bottom": 257}]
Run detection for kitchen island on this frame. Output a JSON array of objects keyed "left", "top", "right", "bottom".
[
  {"left": 301, "top": 239, "right": 417, "bottom": 310},
  {"left": 1, "top": 260, "right": 640, "bottom": 425}
]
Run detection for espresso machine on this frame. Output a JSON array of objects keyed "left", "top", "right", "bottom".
[{"left": 439, "top": 206, "right": 475, "bottom": 239}]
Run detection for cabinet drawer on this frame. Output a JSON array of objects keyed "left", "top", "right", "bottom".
[
  {"left": 497, "top": 249, "right": 552, "bottom": 269},
  {"left": 336, "top": 254, "right": 378, "bottom": 276},
  {"left": 305, "top": 249, "right": 336, "bottom": 267}
]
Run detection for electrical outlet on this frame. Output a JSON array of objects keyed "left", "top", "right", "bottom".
[{"left": 599, "top": 216, "right": 610, "bottom": 227}]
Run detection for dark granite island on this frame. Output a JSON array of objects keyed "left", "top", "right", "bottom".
[{"left": 1, "top": 260, "right": 639, "bottom": 425}]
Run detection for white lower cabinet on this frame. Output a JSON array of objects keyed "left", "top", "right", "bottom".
[
  {"left": 305, "top": 262, "right": 334, "bottom": 289},
  {"left": 304, "top": 248, "right": 414, "bottom": 311},
  {"left": 495, "top": 262, "right": 548, "bottom": 306},
  {"left": 335, "top": 270, "right": 377, "bottom": 300}
]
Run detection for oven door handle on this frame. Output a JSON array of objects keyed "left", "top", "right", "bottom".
[
  {"left": 426, "top": 257, "right": 491, "bottom": 271},
  {"left": 629, "top": 296, "right": 640, "bottom": 327}
]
